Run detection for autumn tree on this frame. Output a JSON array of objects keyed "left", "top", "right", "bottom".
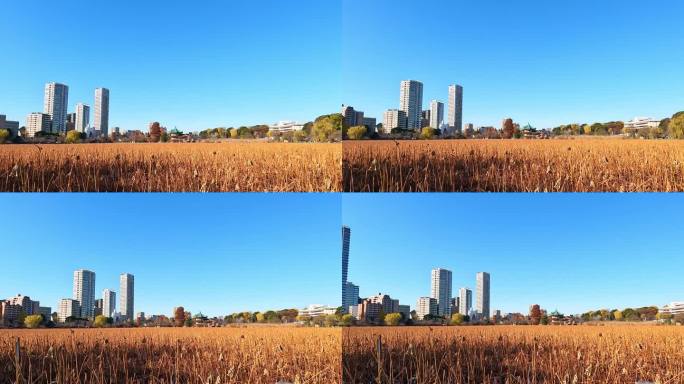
[
  {"left": 529, "top": 304, "right": 541, "bottom": 325},
  {"left": 502, "top": 118, "right": 515, "bottom": 139},
  {"left": 347, "top": 125, "right": 367, "bottom": 140},
  {"left": 24, "top": 315, "right": 43, "bottom": 328},
  {"left": 312, "top": 113, "right": 343, "bottom": 142},
  {"left": 174, "top": 306, "right": 186, "bottom": 327},
  {"left": 669, "top": 112, "right": 684, "bottom": 139},
  {"left": 149, "top": 122, "right": 161, "bottom": 142},
  {"left": 384, "top": 313, "right": 402, "bottom": 326},
  {"left": 450, "top": 313, "right": 465, "bottom": 325},
  {"left": 93, "top": 315, "right": 108, "bottom": 328}
]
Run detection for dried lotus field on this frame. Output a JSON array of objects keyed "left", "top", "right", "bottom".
[
  {"left": 342, "top": 325, "right": 684, "bottom": 384},
  {"left": 0, "top": 142, "right": 341, "bottom": 192},
  {"left": 343, "top": 139, "right": 684, "bottom": 192},
  {"left": 0, "top": 327, "right": 341, "bottom": 384}
]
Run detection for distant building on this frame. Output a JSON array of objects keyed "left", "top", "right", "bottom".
[
  {"left": 356, "top": 299, "right": 383, "bottom": 323},
  {"left": 362, "top": 117, "right": 376, "bottom": 133},
  {"left": 661, "top": 302, "right": 684, "bottom": 316},
  {"left": 75, "top": 103, "right": 90, "bottom": 133},
  {"left": 367, "top": 293, "right": 399, "bottom": 315},
  {"left": 476, "top": 272, "right": 491, "bottom": 319},
  {"left": 341, "top": 105, "right": 356, "bottom": 127},
  {"left": 429, "top": 100, "right": 444, "bottom": 129},
  {"left": 400, "top": 80, "right": 423, "bottom": 130},
  {"left": 94, "top": 88, "right": 110, "bottom": 136},
  {"left": 103, "top": 289, "right": 116, "bottom": 318},
  {"left": 38, "top": 307, "right": 52, "bottom": 319},
  {"left": 342, "top": 226, "right": 351, "bottom": 312},
  {"left": 398, "top": 304, "right": 411, "bottom": 319},
  {"left": 44, "top": 82, "right": 69, "bottom": 133},
  {"left": 299, "top": 304, "right": 337, "bottom": 317},
  {"left": 94, "top": 299, "right": 103, "bottom": 316},
  {"left": 624, "top": 117, "right": 660, "bottom": 131},
  {"left": 0, "top": 301, "right": 22, "bottom": 324},
  {"left": 73, "top": 269, "right": 96, "bottom": 319},
  {"left": 120, "top": 273, "right": 134, "bottom": 321},
  {"left": 268, "top": 121, "right": 305, "bottom": 133},
  {"left": 416, "top": 297, "right": 438, "bottom": 320},
  {"left": 0, "top": 115, "right": 20, "bottom": 136},
  {"left": 421, "top": 110, "right": 431, "bottom": 128},
  {"left": 58, "top": 298, "right": 80, "bottom": 322},
  {"left": 450, "top": 297, "right": 460, "bottom": 315},
  {"left": 447, "top": 84, "right": 463, "bottom": 133},
  {"left": 431, "top": 268, "right": 452, "bottom": 317},
  {"left": 343, "top": 281, "right": 359, "bottom": 314},
  {"left": 8, "top": 294, "right": 37, "bottom": 315},
  {"left": 383, "top": 109, "right": 407, "bottom": 133},
  {"left": 26, "top": 112, "right": 51, "bottom": 137},
  {"left": 458, "top": 287, "right": 472, "bottom": 316}
]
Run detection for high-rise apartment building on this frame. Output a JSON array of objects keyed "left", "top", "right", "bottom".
[
  {"left": 447, "top": 84, "right": 463, "bottom": 133},
  {"left": 431, "top": 268, "right": 452, "bottom": 317},
  {"left": 429, "top": 100, "right": 444, "bottom": 129},
  {"left": 44, "top": 82, "right": 68, "bottom": 133},
  {"left": 400, "top": 80, "right": 423, "bottom": 130},
  {"left": 25, "top": 113, "right": 51, "bottom": 137},
  {"left": 458, "top": 287, "right": 472, "bottom": 316},
  {"left": 94, "top": 88, "right": 110, "bottom": 136},
  {"left": 416, "top": 297, "right": 438, "bottom": 320},
  {"left": 103, "top": 289, "right": 116, "bottom": 318},
  {"left": 342, "top": 226, "right": 351, "bottom": 312},
  {"left": 73, "top": 269, "right": 96, "bottom": 319},
  {"left": 58, "top": 298, "right": 80, "bottom": 322},
  {"left": 75, "top": 103, "right": 90, "bottom": 133},
  {"left": 383, "top": 109, "right": 407, "bottom": 133},
  {"left": 476, "top": 272, "right": 491, "bottom": 319},
  {"left": 120, "top": 273, "right": 134, "bottom": 321}
]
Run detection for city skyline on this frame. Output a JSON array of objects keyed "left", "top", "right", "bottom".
[
  {"left": 0, "top": 194, "right": 340, "bottom": 317},
  {"left": 342, "top": 193, "right": 684, "bottom": 314},
  {"left": 342, "top": 0, "right": 684, "bottom": 128},
  {"left": 0, "top": 1, "right": 340, "bottom": 132}
]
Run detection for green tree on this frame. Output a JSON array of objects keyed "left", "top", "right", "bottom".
[
  {"left": 160, "top": 131, "right": 169, "bottom": 142},
  {"left": 0, "top": 129, "right": 10, "bottom": 143},
  {"left": 450, "top": 313, "right": 465, "bottom": 325},
  {"left": 93, "top": 315, "right": 109, "bottom": 328},
  {"left": 540, "top": 314, "right": 549, "bottom": 325},
  {"left": 669, "top": 112, "right": 684, "bottom": 139},
  {"left": 293, "top": 129, "right": 308, "bottom": 142},
  {"left": 24, "top": 315, "right": 43, "bottom": 328},
  {"left": 384, "top": 313, "right": 402, "bottom": 326},
  {"left": 340, "top": 314, "right": 355, "bottom": 326},
  {"left": 312, "top": 114, "right": 343, "bottom": 142},
  {"left": 65, "top": 130, "right": 82, "bottom": 143},
  {"left": 347, "top": 125, "right": 367, "bottom": 140},
  {"left": 420, "top": 127, "right": 436, "bottom": 139}
]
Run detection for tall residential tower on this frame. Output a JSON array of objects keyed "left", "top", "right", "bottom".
[
  {"left": 75, "top": 103, "right": 90, "bottom": 133},
  {"left": 120, "top": 273, "right": 134, "bottom": 321},
  {"left": 447, "top": 84, "right": 463, "bottom": 134},
  {"left": 342, "top": 226, "right": 351, "bottom": 312},
  {"left": 458, "top": 287, "right": 472, "bottom": 316},
  {"left": 73, "top": 269, "right": 96, "bottom": 319},
  {"left": 476, "top": 272, "right": 490, "bottom": 319},
  {"left": 400, "top": 80, "right": 423, "bottom": 130},
  {"left": 44, "top": 82, "right": 69, "bottom": 133},
  {"left": 94, "top": 88, "right": 110, "bottom": 137},
  {"left": 430, "top": 268, "right": 452, "bottom": 317},
  {"left": 102, "top": 289, "right": 116, "bottom": 318}
]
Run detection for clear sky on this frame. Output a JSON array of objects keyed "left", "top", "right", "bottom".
[
  {"left": 342, "top": 194, "right": 684, "bottom": 315},
  {"left": 342, "top": 0, "right": 684, "bottom": 128},
  {"left": 0, "top": 194, "right": 340, "bottom": 317},
  {"left": 0, "top": 0, "right": 341, "bottom": 132}
]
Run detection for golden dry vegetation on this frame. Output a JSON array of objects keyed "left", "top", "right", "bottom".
[
  {"left": 0, "top": 142, "right": 341, "bottom": 192},
  {"left": 343, "top": 325, "right": 684, "bottom": 384},
  {"left": 343, "top": 139, "right": 684, "bottom": 192},
  {"left": 1, "top": 327, "right": 341, "bottom": 384}
]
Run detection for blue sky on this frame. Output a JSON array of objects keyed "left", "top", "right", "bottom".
[
  {"left": 342, "top": 194, "right": 684, "bottom": 315},
  {"left": 342, "top": 0, "right": 684, "bottom": 128},
  {"left": 0, "top": 194, "right": 340, "bottom": 317},
  {"left": 0, "top": 0, "right": 341, "bottom": 132}
]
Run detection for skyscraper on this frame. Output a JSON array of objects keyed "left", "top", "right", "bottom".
[
  {"left": 44, "top": 82, "right": 68, "bottom": 133},
  {"left": 476, "top": 272, "right": 491, "bottom": 319},
  {"left": 458, "top": 287, "right": 472, "bottom": 316},
  {"left": 400, "top": 80, "right": 423, "bottom": 130},
  {"left": 120, "top": 273, "right": 134, "bottom": 321},
  {"left": 94, "top": 88, "right": 110, "bottom": 137},
  {"left": 75, "top": 103, "right": 90, "bottom": 133},
  {"left": 447, "top": 84, "right": 463, "bottom": 133},
  {"left": 73, "top": 269, "right": 96, "bottom": 319},
  {"left": 342, "top": 225, "right": 351, "bottom": 312},
  {"left": 429, "top": 100, "right": 444, "bottom": 129},
  {"left": 343, "top": 281, "right": 359, "bottom": 313},
  {"left": 430, "top": 268, "right": 452, "bottom": 317},
  {"left": 102, "top": 289, "right": 116, "bottom": 318}
]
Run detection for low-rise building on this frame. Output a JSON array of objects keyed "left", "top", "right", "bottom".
[
  {"left": 661, "top": 302, "right": 684, "bottom": 316},
  {"left": 624, "top": 117, "right": 660, "bottom": 131},
  {"left": 298, "top": 304, "right": 336, "bottom": 318},
  {"left": 356, "top": 299, "right": 383, "bottom": 323},
  {"left": 268, "top": 121, "right": 305, "bottom": 133},
  {"left": 0, "top": 115, "right": 20, "bottom": 136}
]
